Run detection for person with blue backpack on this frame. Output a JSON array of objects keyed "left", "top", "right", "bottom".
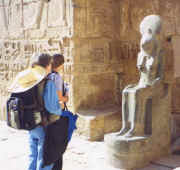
[{"left": 7, "top": 53, "right": 63, "bottom": 170}]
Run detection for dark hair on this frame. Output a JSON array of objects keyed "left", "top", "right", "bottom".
[
  {"left": 52, "top": 54, "right": 64, "bottom": 69},
  {"left": 32, "top": 53, "right": 52, "bottom": 68}
]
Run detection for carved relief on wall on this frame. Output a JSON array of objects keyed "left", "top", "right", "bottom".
[
  {"left": 172, "top": 78, "right": 180, "bottom": 114},
  {"left": 8, "top": 0, "right": 23, "bottom": 30},
  {"left": 0, "top": 0, "right": 10, "bottom": 32},
  {"left": 173, "top": 1, "right": 180, "bottom": 35},
  {"left": 0, "top": 0, "right": 24, "bottom": 36},
  {"left": 75, "top": 39, "right": 110, "bottom": 64},
  {"left": 86, "top": 0, "right": 116, "bottom": 38},
  {"left": 118, "top": 41, "right": 139, "bottom": 59},
  {"left": 23, "top": 0, "right": 41, "bottom": 29},
  {"left": 73, "top": 73, "right": 116, "bottom": 110},
  {"left": 159, "top": 0, "right": 176, "bottom": 35},
  {"left": 0, "top": 41, "right": 24, "bottom": 97},
  {"left": 130, "top": 0, "right": 160, "bottom": 33},
  {"left": 48, "top": 0, "right": 65, "bottom": 27},
  {"left": 171, "top": 36, "right": 180, "bottom": 114},
  {"left": 117, "top": 41, "right": 140, "bottom": 87},
  {"left": 74, "top": 39, "right": 139, "bottom": 66},
  {"left": 74, "top": 0, "right": 117, "bottom": 38},
  {"left": 0, "top": 0, "right": 73, "bottom": 37},
  {"left": 119, "top": 0, "right": 160, "bottom": 39}
]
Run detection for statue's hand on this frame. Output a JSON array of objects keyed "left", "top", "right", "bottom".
[
  {"left": 141, "top": 78, "right": 160, "bottom": 89},
  {"left": 124, "top": 84, "right": 136, "bottom": 90},
  {"left": 137, "top": 65, "right": 146, "bottom": 73},
  {"left": 151, "top": 77, "right": 160, "bottom": 86}
]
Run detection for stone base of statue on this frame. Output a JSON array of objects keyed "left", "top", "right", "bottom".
[
  {"left": 105, "top": 135, "right": 150, "bottom": 169},
  {"left": 76, "top": 105, "right": 122, "bottom": 141}
]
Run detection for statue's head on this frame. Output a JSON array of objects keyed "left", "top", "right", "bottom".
[{"left": 140, "top": 15, "right": 162, "bottom": 35}]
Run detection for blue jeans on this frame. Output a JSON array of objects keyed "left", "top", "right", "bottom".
[{"left": 28, "top": 126, "right": 53, "bottom": 170}]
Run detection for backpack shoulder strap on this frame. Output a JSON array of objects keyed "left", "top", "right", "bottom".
[{"left": 36, "top": 78, "right": 49, "bottom": 111}]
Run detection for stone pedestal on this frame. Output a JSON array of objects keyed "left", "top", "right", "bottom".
[
  {"left": 76, "top": 106, "right": 121, "bottom": 141},
  {"left": 105, "top": 134, "right": 151, "bottom": 170}
]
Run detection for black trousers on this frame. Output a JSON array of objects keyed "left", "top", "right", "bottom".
[
  {"left": 52, "top": 156, "right": 63, "bottom": 170},
  {"left": 43, "top": 117, "right": 69, "bottom": 169}
]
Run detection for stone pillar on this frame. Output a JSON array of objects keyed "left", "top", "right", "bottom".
[{"left": 71, "top": 0, "right": 123, "bottom": 140}]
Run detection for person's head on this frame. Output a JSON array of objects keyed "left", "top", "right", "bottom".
[
  {"left": 52, "top": 54, "right": 65, "bottom": 71},
  {"left": 31, "top": 53, "right": 52, "bottom": 74},
  {"left": 8, "top": 53, "right": 52, "bottom": 93}
]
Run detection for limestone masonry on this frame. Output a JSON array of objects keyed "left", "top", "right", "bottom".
[{"left": 0, "top": 0, "right": 178, "bottom": 142}]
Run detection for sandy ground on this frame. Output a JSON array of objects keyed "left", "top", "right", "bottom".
[
  {"left": 0, "top": 121, "right": 180, "bottom": 170},
  {"left": 0, "top": 121, "right": 116, "bottom": 170}
]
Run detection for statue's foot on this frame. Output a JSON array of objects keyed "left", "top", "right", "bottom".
[
  {"left": 123, "top": 129, "right": 135, "bottom": 138},
  {"left": 114, "top": 128, "right": 128, "bottom": 136}
]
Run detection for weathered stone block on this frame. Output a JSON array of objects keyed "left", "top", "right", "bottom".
[
  {"left": 48, "top": 0, "right": 66, "bottom": 27},
  {"left": 105, "top": 135, "right": 151, "bottom": 169},
  {"left": 26, "top": 30, "right": 46, "bottom": 39},
  {"left": 104, "top": 112, "right": 122, "bottom": 134},
  {"left": 73, "top": 73, "right": 118, "bottom": 112},
  {"left": 171, "top": 114, "right": 180, "bottom": 142},
  {"left": 76, "top": 106, "right": 121, "bottom": 141},
  {"left": 74, "top": 0, "right": 119, "bottom": 38}
]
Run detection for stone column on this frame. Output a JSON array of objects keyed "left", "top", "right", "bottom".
[{"left": 72, "top": 0, "right": 122, "bottom": 140}]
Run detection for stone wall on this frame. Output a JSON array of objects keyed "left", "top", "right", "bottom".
[
  {"left": 72, "top": 0, "right": 122, "bottom": 112},
  {"left": 0, "top": 0, "right": 74, "bottom": 119},
  {"left": 0, "top": 0, "right": 123, "bottom": 121},
  {"left": 0, "top": 0, "right": 179, "bottom": 141}
]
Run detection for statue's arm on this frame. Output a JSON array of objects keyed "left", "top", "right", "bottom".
[
  {"left": 123, "top": 84, "right": 137, "bottom": 91},
  {"left": 151, "top": 77, "right": 160, "bottom": 86}
]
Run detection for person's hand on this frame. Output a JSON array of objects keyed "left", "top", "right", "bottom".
[
  {"left": 64, "top": 83, "right": 69, "bottom": 94},
  {"left": 65, "top": 95, "right": 69, "bottom": 102},
  {"left": 59, "top": 101, "right": 65, "bottom": 109}
]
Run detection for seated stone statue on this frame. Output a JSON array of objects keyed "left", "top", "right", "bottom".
[{"left": 118, "top": 15, "right": 164, "bottom": 137}]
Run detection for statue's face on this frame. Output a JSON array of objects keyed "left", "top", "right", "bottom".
[{"left": 140, "top": 32, "right": 154, "bottom": 53}]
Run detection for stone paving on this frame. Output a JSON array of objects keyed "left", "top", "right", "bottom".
[{"left": 0, "top": 121, "right": 180, "bottom": 170}]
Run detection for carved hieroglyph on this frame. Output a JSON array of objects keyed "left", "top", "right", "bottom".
[
  {"left": 118, "top": 15, "right": 164, "bottom": 137},
  {"left": 0, "top": 0, "right": 73, "bottom": 35},
  {"left": 74, "top": 0, "right": 118, "bottom": 38}
]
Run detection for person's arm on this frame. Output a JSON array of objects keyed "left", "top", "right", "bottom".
[
  {"left": 43, "top": 80, "right": 62, "bottom": 115},
  {"left": 57, "top": 85, "right": 68, "bottom": 110},
  {"left": 57, "top": 91, "right": 68, "bottom": 102},
  {"left": 53, "top": 74, "right": 69, "bottom": 102}
]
